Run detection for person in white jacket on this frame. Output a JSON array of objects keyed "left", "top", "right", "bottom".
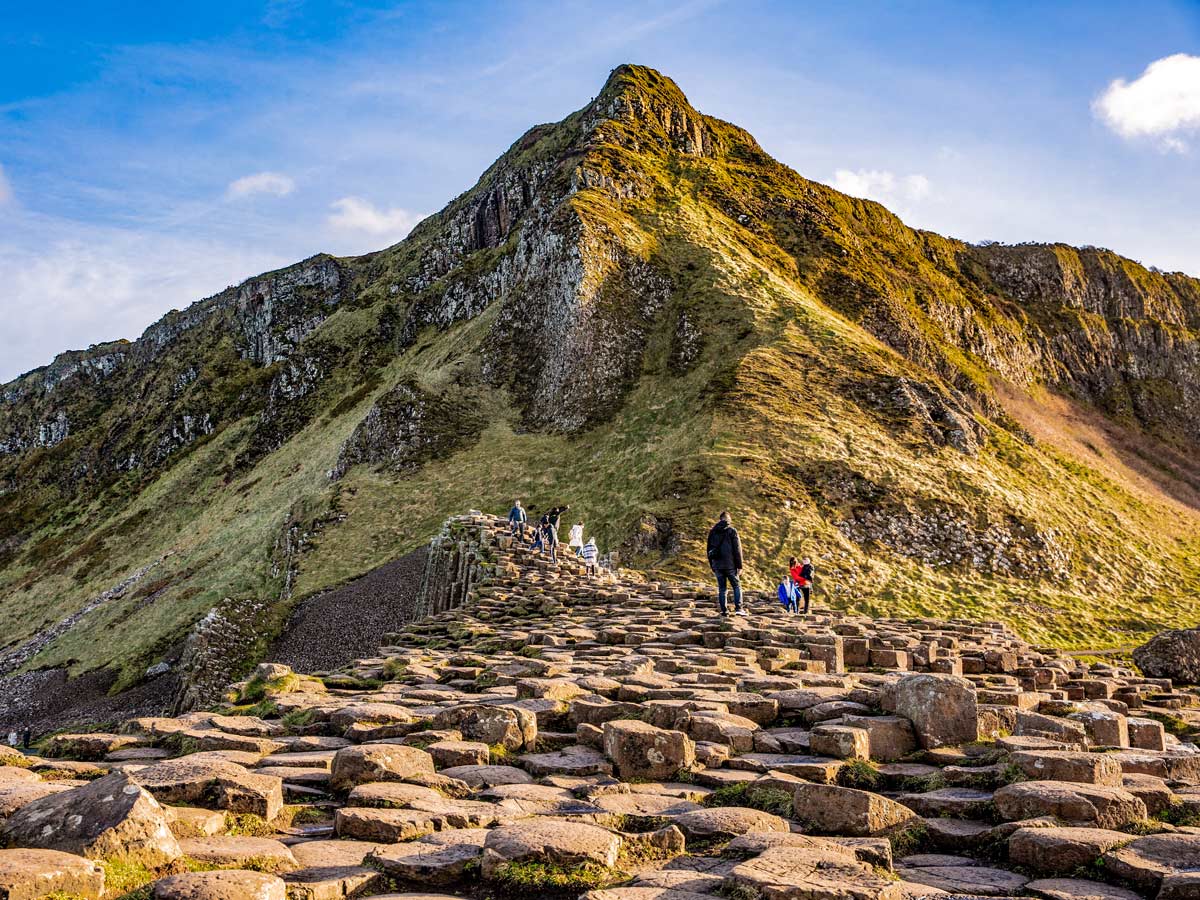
[
  {"left": 568, "top": 521, "right": 585, "bottom": 556},
  {"left": 581, "top": 537, "right": 599, "bottom": 576}
]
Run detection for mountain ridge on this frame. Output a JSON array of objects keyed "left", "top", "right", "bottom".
[{"left": 2, "top": 64, "right": 1198, "bottom": 707}]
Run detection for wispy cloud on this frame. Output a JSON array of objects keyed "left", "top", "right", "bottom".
[
  {"left": 0, "top": 212, "right": 288, "bottom": 382},
  {"left": 226, "top": 171, "right": 296, "bottom": 199},
  {"left": 832, "top": 168, "right": 931, "bottom": 204},
  {"left": 327, "top": 196, "right": 421, "bottom": 242},
  {"left": 1094, "top": 53, "right": 1200, "bottom": 152}
]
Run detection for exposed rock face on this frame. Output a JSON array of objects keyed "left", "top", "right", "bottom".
[
  {"left": 231, "top": 258, "right": 344, "bottom": 366},
  {"left": 413, "top": 517, "right": 493, "bottom": 617},
  {"left": 974, "top": 243, "right": 1200, "bottom": 445},
  {"left": 1133, "top": 628, "right": 1200, "bottom": 684},
  {"left": 330, "top": 379, "right": 484, "bottom": 479}
]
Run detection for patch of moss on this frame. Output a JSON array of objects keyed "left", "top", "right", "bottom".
[
  {"left": 887, "top": 822, "right": 930, "bottom": 858},
  {"left": 100, "top": 859, "right": 158, "bottom": 900},
  {"left": 280, "top": 708, "right": 316, "bottom": 732},
  {"left": 492, "top": 860, "right": 624, "bottom": 895},
  {"left": 704, "top": 782, "right": 793, "bottom": 818},
  {"left": 837, "top": 759, "right": 881, "bottom": 790}
]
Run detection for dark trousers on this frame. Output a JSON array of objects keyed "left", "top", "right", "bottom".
[
  {"left": 715, "top": 569, "right": 742, "bottom": 613},
  {"left": 800, "top": 586, "right": 811, "bottom": 613}
]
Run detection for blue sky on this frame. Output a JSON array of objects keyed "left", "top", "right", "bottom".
[{"left": 2, "top": 0, "right": 1199, "bottom": 382}]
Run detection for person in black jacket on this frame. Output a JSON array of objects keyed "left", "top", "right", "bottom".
[{"left": 706, "top": 511, "right": 745, "bottom": 616}]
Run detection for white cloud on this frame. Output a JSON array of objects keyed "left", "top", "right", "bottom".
[
  {"left": 0, "top": 215, "right": 288, "bottom": 382},
  {"left": 831, "top": 168, "right": 931, "bottom": 204},
  {"left": 1094, "top": 53, "right": 1200, "bottom": 151},
  {"left": 0, "top": 164, "right": 12, "bottom": 204},
  {"left": 226, "top": 171, "right": 296, "bottom": 199},
  {"left": 327, "top": 196, "right": 420, "bottom": 240}
]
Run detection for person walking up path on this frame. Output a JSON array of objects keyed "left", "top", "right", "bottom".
[
  {"left": 544, "top": 516, "right": 559, "bottom": 563},
  {"left": 508, "top": 500, "right": 527, "bottom": 541},
  {"left": 568, "top": 521, "right": 585, "bottom": 556},
  {"left": 581, "top": 536, "right": 599, "bottom": 576},
  {"left": 706, "top": 510, "right": 745, "bottom": 616}
]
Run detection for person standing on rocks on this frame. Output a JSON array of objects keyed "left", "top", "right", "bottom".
[
  {"left": 530, "top": 512, "right": 548, "bottom": 554},
  {"left": 544, "top": 515, "right": 560, "bottom": 563},
  {"left": 508, "top": 500, "right": 527, "bottom": 541},
  {"left": 546, "top": 504, "right": 570, "bottom": 533},
  {"left": 792, "top": 556, "right": 814, "bottom": 614},
  {"left": 582, "top": 536, "right": 599, "bottom": 576},
  {"left": 706, "top": 510, "right": 745, "bottom": 616},
  {"left": 568, "top": 521, "right": 585, "bottom": 556}
]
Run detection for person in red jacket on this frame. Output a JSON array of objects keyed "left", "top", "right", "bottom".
[{"left": 789, "top": 556, "right": 814, "bottom": 614}]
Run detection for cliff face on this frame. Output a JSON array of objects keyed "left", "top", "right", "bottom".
[{"left": 3, "top": 65, "right": 1199, "bottom": 697}]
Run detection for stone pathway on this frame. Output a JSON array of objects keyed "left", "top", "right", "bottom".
[{"left": 1, "top": 512, "right": 1198, "bottom": 900}]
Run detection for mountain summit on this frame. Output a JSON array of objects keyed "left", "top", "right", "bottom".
[{"left": 2, "top": 65, "right": 1199, "bottom": 704}]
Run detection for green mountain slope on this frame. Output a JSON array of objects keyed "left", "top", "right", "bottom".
[{"left": 3, "top": 65, "right": 1199, "bottom": 703}]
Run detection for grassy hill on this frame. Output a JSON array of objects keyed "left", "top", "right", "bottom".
[{"left": 2, "top": 65, "right": 1199, "bottom": 701}]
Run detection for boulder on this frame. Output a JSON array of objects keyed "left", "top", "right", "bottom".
[
  {"left": 438, "top": 765, "right": 532, "bottom": 787},
  {"left": 1008, "top": 826, "right": 1129, "bottom": 876},
  {"left": 842, "top": 715, "right": 917, "bottom": 762},
  {"left": 520, "top": 746, "right": 613, "bottom": 777},
  {"left": 1010, "top": 750, "right": 1123, "bottom": 786},
  {"left": 0, "top": 783, "right": 75, "bottom": 818},
  {"left": 1101, "top": 834, "right": 1200, "bottom": 892},
  {"left": 480, "top": 819, "right": 622, "bottom": 879},
  {"left": 133, "top": 758, "right": 284, "bottom": 819},
  {"left": 724, "top": 847, "right": 904, "bottom": 900},
  {"left": 329, "top": 745, "right": 435, "bottom": 791},
  {"left": 163, "top": 806, "right": 227, "bottom": 838},
  {"left": 993, "top": 781, "right": 1146, "bottom": 829},
  {"left": 1133, "top": 628, "right": 1200, "bottom": 684},
  {"left": 368, "top": 829, "right": 488, "bottom": 885},
  {"left": 888, "top": 674, "right": 978, "bottom": 749},
  {"left": 809, "top": 725, "right": 870, "bottom": 760},
  {"left": 793, "top": 783, "right": 917, "bottom": 836},
  {"left": 176, "top": 836, "right": 297, "bottom": 873},
  {"left": 0, "top": 849, "right": 105, "bottom": 900},
  {"left": 602, "top": 720, "right": 694, "bottom": 781},
  {"left": 335, "top": 807, "right": 440, "bottom": 842},
  {"left": 0, "top": 772, "right": 181, "bottom": 867},
  {"left": 1024, "top": 877, "right": 1143, "bottom": 900},
  {"left": 672, "top": 807, "right": 788, "bottom": 844},
  {"left": 425, "top": 740, "right": 489, "bottom": 768},
  {"left": 431, "top": 705, "right": 536, "bottom": 751},
  {"left": 897, "top": 856, "right": 1029, "bottom": 896},
  {"left": 152, "top": 871, "right": 287, "bottom": 900}
]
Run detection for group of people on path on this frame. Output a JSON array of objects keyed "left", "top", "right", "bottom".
[
  {"left": 706, "top": 510, "right": 814, "bottom": 616},
  {"left": 505, "top": 502, "right": 813, "bottom": 611},
  {"left": 507, "top": 500, "right": 600, "bottom": 576}
]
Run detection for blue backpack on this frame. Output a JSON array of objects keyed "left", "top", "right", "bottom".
[{"left": 777, "top": 582, "right": 792, "bottom": 607}]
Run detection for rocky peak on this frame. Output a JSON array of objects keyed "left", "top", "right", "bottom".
[{"left": 583, "top": 64, "right": 723, "bottom": 157}]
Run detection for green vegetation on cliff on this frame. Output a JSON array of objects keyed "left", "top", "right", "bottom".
[{"left": 2, "top": 64, "right": 1199, "bottom": 693}]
